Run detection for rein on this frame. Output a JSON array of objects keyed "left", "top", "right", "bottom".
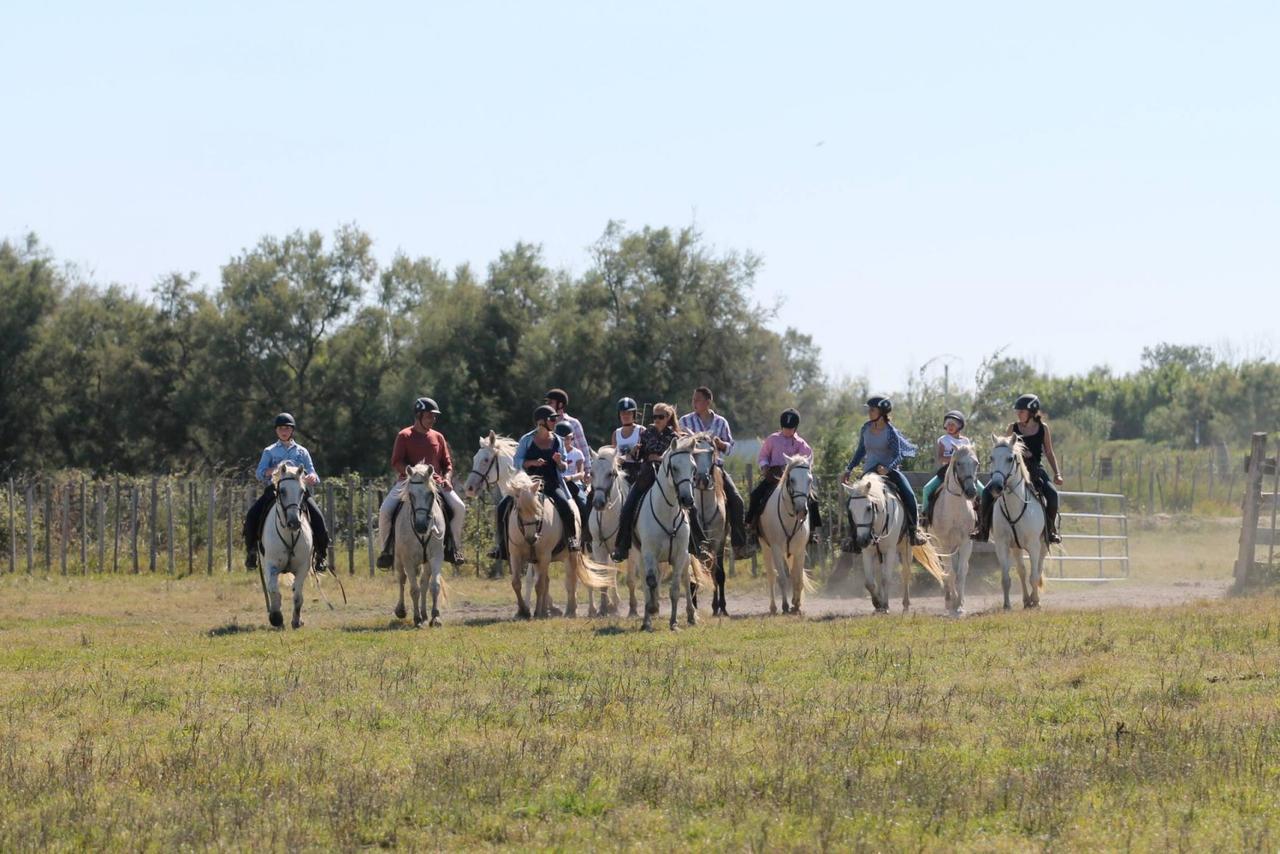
[
  {"left": 590, "top": 468, "right": 624, "bottom": 545},
  {"left": 647, "top": 449, "right": 691, "bottom": 566},
  {"left": 404, "top": 477, "right": 442, "bottom": 566},
  {"left": 848, "top": 493, "right": 891, "bottom": 562},
  {"left": 772, "top": 462, "right": 811, "bottom": 560},
  {"left": 270, "top": 474, "right": 306, "bottom": 570},
  {"left": 992, "top": 455, "right": 1031, "bottom": 552}
]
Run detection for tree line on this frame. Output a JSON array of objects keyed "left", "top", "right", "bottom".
[{"left": 3, "top": 225, "right": 1278, "bottom": 480}]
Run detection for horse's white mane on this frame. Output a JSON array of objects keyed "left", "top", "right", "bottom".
[
  {"left": 991, "top": 435, "right": 1031, "bottom": 481},
  {"left": 849, "top": 472, "right": 887, "bottom": 509},
  {"left": 507, "top": 471, "right": 542, "bottom": 495},
  {"left": 271, "top": 461, "right": 305, "bottom": 485},
  {"left": 782, "top": 453, "right": 810, "bottom": 476},
  {"left": 595, "top": 445, "right": 619, "bottom": 464},
  {"left": 400, "top": 463, "right": 437, "bottom": 502},
  {"left": 481, "top": 435, "right": 519, "bottom": 457}
]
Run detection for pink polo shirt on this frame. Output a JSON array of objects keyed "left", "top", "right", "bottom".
[{"left": 758, "top": 431, "right": 814, "bottom": 468}]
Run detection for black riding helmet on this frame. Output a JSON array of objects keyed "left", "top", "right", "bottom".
[
  {"left": 617, "top": 397, "right": 638, "bottom": 413},
  {"left": 414, "top": 397, "right": 442, "bottom": 415},
  {"left": 780, "top": 408, "right": 800, "bottom": 429},
  {"left": 274, "top": 413, "right": 296, "bottom": 428},
  {"left": 943, "top": 410, "right": 966, "bottom": 429},
  {"left": 1014, "top": 394, "right": 1041, "bottom": 413},
  {"left": 533, "top": 404, "right": 557, "bottom": 422},
  {"left": 865, "top": 394, "right": 892, "bottom": 414},
  {"left": 553, "top": 421, "right": 574, "bottom": 438}
]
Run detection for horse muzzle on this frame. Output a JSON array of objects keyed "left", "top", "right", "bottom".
[
  {"left": 988, "top": 472, "right": 1005, "bottom": 495},
  {"left": 963, "top": 482, "right": 978, "bottom": 499},
  {"left": 854, "top": 531, "right": 871, "bottom": 552},
  {"left": 413, "top": 510, "right": 432, "bottom": 534},
  {"left": 679, "top": 492, "right": 695, "bottom": 510},
  {"left": 592, "top": 491, "right": 607, "bottom": 511},
  {"left": 287, "top": 516, "right": 301, "bottom": 531},
  {"left": 694, "top": 473, "right": 711, "bottom": 490}
]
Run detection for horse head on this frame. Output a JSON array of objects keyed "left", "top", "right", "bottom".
[
  {"left": 403, "top": 463, "right": 437, "bottom": 535},
  {"left": 272, "top": 462, "right": 307, "bottom": 530},
  {"left": 951, "top": 444, "right": 980, "bottom": 499},
  {"left": 987, "top": 435, "right": 1025, "bottom": 496},
  {"left": 664, "top": 437, "right": 698, "bottom": 509},
  {"left": 691, "top": 433, "right": 718, "bottom": 491},
  {"left": 783, "top": 455, "right": 812, "bottom": 519},
  {"left": 464, "top": 431, "right": 514, "bottom": 499},
  {"left": 590, "top": 447, "right": 619, "bottom": 511},
  {"left": 841, "top": 475, "right": 883, "bottom": 552}
]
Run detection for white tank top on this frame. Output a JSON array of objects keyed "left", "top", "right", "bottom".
[
  {"left": 938, "top": 434, "right": 972, "bottom": 458},
  {"left": 614, "top": 425, "right": 641, "bottom": 454}
]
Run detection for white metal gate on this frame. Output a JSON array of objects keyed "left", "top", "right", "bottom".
[{"left": 1050, "top": 490, "right": 1130, "bottom": 581}]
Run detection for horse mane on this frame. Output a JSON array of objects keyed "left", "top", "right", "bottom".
[
  {"left": 482, "top": 435, "right": 519, "bottom": 457},
  {"left": 849, "top": 472, "right": 887, "bottom": 511},
  {"left": 400, "top": 463, "right": 438, "bottom": 502},
  {"left": 992, "top": 434, "right": 1032, "bottom": 482},
  {"left": 508, "top": 471, "right": 544, "bottom": 515},
  {"left": 595, "top": 445, "right": 620, "bottom": 467},
  {"left": 947, "top": 442, "right": 977, "bottom": 472},
  {"left": 781, "top": 453, "right": 810, "bottom": 479},
  {"left": 271, "top": 461, "right": 304, "bottom": 486}
]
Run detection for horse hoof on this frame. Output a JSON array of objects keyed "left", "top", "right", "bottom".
[
  {"left": 792, "top": 608, "right": 803, "bottom": 617},
  {"left": 642, "top": 621, "right": 654, "bottom": 633},
  {"left": 549, "top": 605, "right": 564, "bottom": 618},
  {"left": 429, "top": 617, "right": 442, "bottom": 627},
  {"left": 669, "top": 622, "right": 680, "bottom": 632},
  {"left": 394, "top": 605, "right": 407, "bottom": 620},
  {"left": 291, "top": 619, "right": 303, "bottom": 629},
  {"left": 268, "top": 610, "right": 283, "bottom": 628},
  {"left": 688, "top": 613, "right": 699, "bottom": 627},
  {"left": 565, "top": 608, "right": 577, "bottom": 619},
  {"left": 628, "top": 607, "right": 638, "bottom": 618}
]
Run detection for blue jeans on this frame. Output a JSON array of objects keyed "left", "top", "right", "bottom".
[{"left": 885, "top": 468, "right": 919, "bottom": 530}]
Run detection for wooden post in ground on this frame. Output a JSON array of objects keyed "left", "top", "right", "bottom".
[
  {"left": 7, "top": 479, "right": 15, "bottom": 574},
  {"left": 1189, "top": 464, "right": 1198, "bottom": 513},
  {"left": 1173, "top": 458, "right": 1182, "bottom": 512},
  {"left": 59, "top": 483, "right": 68, "bottom": 576},
  {"left": 207, "top": 481, "right": 216, "bottom": 575},
  {"left": 366, "top": 485, "right": 375, "bottom": 577},
  {"left": 149, "top": 478, "right": 158, "bottom": 573},
  {"left": 43, "top": 482, "right": 53, "bottom": 573},
  {"left": 346, "top": 481, "right": 355, "bottom": 575},
  {"left": 112, "top": 476, "right": 121, "bottom": 574},
  {"left": 130, "top": 485, "right": 140, "bottom": 574},
  {"left": 166, "top": 480, "right": 174, "bottom": 575},
  {"left": 187, "top": 481, "right": 195, "bottom": 574},
  {"left": 79, "top": 479, "right": 87, "bottom": 573},
  {"left": 226, "top": 483, "right": 233, "bottom": 572},
  {"left": 1268, "top": 437, "right": 1280, "bottom": 569},
  {"left": 96, "top": 485, "right": 105, "bottom": 573},
  {"left": 1234, "top": 432, "right": 1268, "bottom": 591},
  {"left": 325, "top": 484, "right": 336, "bottom": 572},
  {"left": 24, "top": 484, "right": 34, "bottom": 574}
]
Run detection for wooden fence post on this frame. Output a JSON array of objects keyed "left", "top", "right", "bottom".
[
  {"left": 130, "top": 484, "right": 140, "bottom": 574},
  {"left": 187, "top": 480, "right": 195, "bottom": 574},
  {"left": 95, "top": 485, "right": 104, "bottom": 574},
  {"left": 1234, "top": 432, "right": 1268, "bottom": 590},
  {"left": 1173, "top": 458, "right": 1182, "bottom": 512},
  {"left": 746, "top": 464, "right": 757, "bottom": 578},
  {"left": 347, "top": 481, "right": 355, "bottom": 576},
  {"left": 226, "top": 482, "right": 234, "bottom": 572},
  {"left": 112, "top": 475, "right": 121, "bottom": 574},
  {"left": 59, "top": 483, "right": 68, "bottom": 577},
  {"left": 79, "top": 479, "right": 87, "bottom": 573},
  {"left": 366, "top": 485, "right": 375, "bottom": 577},
  {"left": 166, "top": 480, "right": 175, "bottom": 575},
  {"left": 149, "top": 478, "right": 158, "bottom": 573},
  {"left": 44, "top": 481, "right": 53, "bottom": 573},
  {"left": 24, "top": 484, "right": 34, "bottom": 574},
  {"left": 325, "top": 484, "right": 336, "bottom": 571},
  {"left": 207, "top": 481, "right": 216, "bottom": 575},
  {"left": 7, "top": 479, "right": 15, "bottom": 574}
]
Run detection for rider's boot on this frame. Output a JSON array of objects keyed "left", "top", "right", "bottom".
[
  {"left": 1046, "top": 516, "right": 1062, "bottom": 545},
  {"left": 907, "top": 520, "right": 928, "bottom": 547},
  {"left": 313, "top": 552, "right": 328, "bottom": 574},
  {"left": 376, "top": 535, "right": 395, "bottom": 569},
  {"left": 245, "top": 545, "right": 258, "bottom": 569},
  {"left": 970, "top": 494, "right": 992, "bottom": 542}
]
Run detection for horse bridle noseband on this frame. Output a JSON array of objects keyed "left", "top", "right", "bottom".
[
  {"left": 774, "top": 462, "right": 811, "bottom": 558},
  {"left": 271, "top": 473, "right": 306, "bottom": 567},
  {"left": 944, "top": 457, "right": 977, "bottom": 497},
  {"left": 990, "top": 452, "right": 1031, "bottom": 550},
  {"left": 405, "top": 476, "right": 442, "bottom": 563},
  {"left": 847, "top": 492, "right": 890, "bottom": 559}
]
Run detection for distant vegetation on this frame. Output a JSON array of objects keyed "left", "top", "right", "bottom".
[{"left": 4, "top": 228, "right": 1278, "bottom": 478}]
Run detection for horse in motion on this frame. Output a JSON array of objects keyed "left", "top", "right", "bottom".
[
  {"left": 988, "top": 435, "right": 1050, "bottom": 609},
  {"left": 633, "top": 434, "right": 714, "bottom": 631},
  {"left": 691, "top": 434, "right": 731, "bottom": 615},
  {"left": 258, "top": 461, "right": 313, "bottom": 629},
  {"left": 758, "top": 454, "right": 816, "bottom": 615},
  {"left": 392, "top": 463, "right": 448, "bottom": 627},
  {"left": 506, "top": 472, "right": 615, "bottom": 619},
  {"left": 842, "top": 472, "right": 951, "bottom": 613},
  {"left": 463, "top": 430, "right": 518, "bottom": 502},
  {"left": 588, "top": 446, "right": 637, "bottom": 616},
  {"left": 929, "top": 443, "right": 980, "bottom": 615}
]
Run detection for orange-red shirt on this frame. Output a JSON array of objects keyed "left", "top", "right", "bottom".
[{"left": 390, "top": 427, "right": 452, "bottom": 482}]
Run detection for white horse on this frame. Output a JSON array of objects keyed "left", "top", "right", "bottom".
[
  {"left": 691, "top": 435, "right": 730, "bottom": 616},
  {"left": 988, "top": 435, "right": 1049, "bottom": 609},
  {"left": 842, "top": 473, "right": 951, "bottom": 613},
  {"left": 392, "top": 463, "right": 448, "bottom": 627},
  {"left": 588, "top": 446, "right": 637, "bottom": 617},
  {"left": 462, "top": 430, "right": 518, "bottom": 501},
  {"left": 506, "top": 472, "right": 615, "bottom": 619},
  {"left": 633, "top": 434, "right": 714, "bottom": 631},
  {"left": 758, "top": 454, "right": 816, "bottom": 616},
  {"left": 930, "top": 443, "right": 980, "bottom": 615},
  {"left": 259, "top": 461, "right": 313, "bottom": 629}
]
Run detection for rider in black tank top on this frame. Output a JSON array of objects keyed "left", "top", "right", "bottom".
[
  {"left": 973, "top": 394, "right": 1063, "bottom": 544},
  {"left": 1013, "top": 420, "right": 1046, "bottom": 468}
]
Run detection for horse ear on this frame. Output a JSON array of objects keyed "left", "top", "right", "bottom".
[
  {"left": 841, "top": 482, "right": 856, "bottom": 496},
  {"left": 424, "top": 464, "right": 434, "bottom": 479},
  {"left": 990, "top": 432, "right": 1000, "bottom": 444},
  {"left": 404, "top": 465, "right": 412, "bottom": 479},
  {"left": 487, "top": 430, "right": 495, "bottom": 447}
]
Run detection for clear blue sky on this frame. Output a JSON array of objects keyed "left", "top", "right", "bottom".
[{"left": 3, "top": 1, "right": 1277, "bottom": 391}]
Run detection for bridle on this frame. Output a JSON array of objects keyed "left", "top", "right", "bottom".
[
  {"left": 404, "top": 475, "right": 442, "bottom": 565},
  {"left": 773, "top": 461, "right": 811, "bottom": 560},
  {"left": 647, "top": 447, "right": 694, "bottom": 565},
  {"left": 847, "top": 490, "right": 891, "bottom": 560},
  {"left": 513, "top": 488, "right": 547, "bottom": 547},
  {"left": 271, "top": 471, "right": 306, "bottom": 569},
  {"left": 590, "top": 463, "right": 624, "bottom": 544},
  {"left": 990, "top": 448, "right": 1031, "bottom": 550},
  {"left": 470, "top": 449, "right": 502, "bottom": 497},
  {"left": 944, "top": 454, "right": 977, "bottom": 498}
]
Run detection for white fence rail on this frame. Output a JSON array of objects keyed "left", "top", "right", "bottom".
[{"left": 1050, "top": 491, "right": 1130, "bottom": 581}]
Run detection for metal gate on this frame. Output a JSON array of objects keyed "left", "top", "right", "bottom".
[{"left": 1051, "top": 490, "right": 1130, "bottom": 581}]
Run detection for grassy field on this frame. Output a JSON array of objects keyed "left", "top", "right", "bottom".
[{"left": 1, "top": 519, "right": 1278, "bottom": 850}]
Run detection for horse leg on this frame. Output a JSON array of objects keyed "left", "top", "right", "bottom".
[
  {"left": 994, "top": 541, "right": 1013, "bottom": 610},
  {"left": 1029, "top": 545, "right": 1045, "bottom": 608},
  {"left": 954, "top": 539, "right": 972, "bottom": 615},
  {"left": 535, "top": 558, "right": 552, "bottom": 619},
  {"left": 429, "top": 561, "right": 443, "bottom": 627},
  {"left": 266, "top": 566, "right": 284, "bottom": 628},
  {"left": 407, "top": 564, "right": 425, "bottom": 626},
  {"left": 565, "top": 553, "right": 579, "bottom": 619},
  {"left": 291, "top": 566, "right": 307, "bottom": 629},
  {"left": 1015, "top": 551, "right": 1031, "bottom": 608},
  {"left": 395, "top": 562, "right": 408, "bottom": 620},
  {"left": 790, "top": 551, "right": 805, "bottom": 616},
  {"left": 627, "top": 555, "right": 639, "bottom": 617},
  {"left": 670, "top": 554, "right": 684, "bottom": 631},
  {"left": 511, "top": 555, "right": 530, "bottom": 620},
  {"left": 641, "top": 549, "right": 659, "bottom": 632},
  {"left": 712, "top": 550, "right": 726, "bottom": 616}
]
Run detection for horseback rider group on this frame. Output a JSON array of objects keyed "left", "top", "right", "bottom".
[{"left": 242, "top": 387, "right": 1063, "bottom": 572}]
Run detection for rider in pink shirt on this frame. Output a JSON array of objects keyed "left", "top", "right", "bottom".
[{"left": 745, "top": 408, "right": 822, "bottom": 538}]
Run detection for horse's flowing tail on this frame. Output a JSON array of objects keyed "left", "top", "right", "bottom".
[
  {"left": 435, "top": 571, "right": 451, "bottom": 605},
  {"left": 571, "top": 552, "right": 617, "bottom": 590},
  {"left": 799, "top": 566, "right": 817, "bottom": 594},
  {"left": 688, "top": 556, "right": 714, "bottom": 589},
  {"left": 905, "top": 536, "right": 950, "bottom": 589}
]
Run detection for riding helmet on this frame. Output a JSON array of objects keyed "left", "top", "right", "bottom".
[
  {"left": 414, "top": 397, "right": 442, "bottom": 415},
  {"left": 274, "top": 413, "right": 296, "bottom": 428},
  {"left": 553, "top": 421, "right": 574, "bottom": 438},
  {"left": 617, "top": 396, "right": 638, "bottom": 413},
  {"left": 1013, "top": 394, "right": 1041, "bottom": 413},
  {"left": 865, "top": 394, "right": 892, "bottom": 414},
  {"left": 943, "top": 410, "right": 966, "bottom": 429},
  {"left": 780, "top": 408, "right": 801, "bottom": 429},
  {"left": 533, "top": 404, "right": 557, "bottom": 422},
  {"left": 544, "top": 388, "right": 569, "bottom": 408}
]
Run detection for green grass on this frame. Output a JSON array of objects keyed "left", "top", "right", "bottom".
[{"left": 0, "top": 530, "right": 1277, "bottom": 850}]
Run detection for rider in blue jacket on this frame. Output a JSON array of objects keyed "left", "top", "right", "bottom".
[{"left": 841, "top": 395, "right": 927, "bottom": 547}]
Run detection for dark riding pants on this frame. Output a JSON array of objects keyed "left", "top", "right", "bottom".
[
  {"left": 746, "top": 472, "right": 824, "bottom": 531},
  {"left": 613, "top": 464, "right": 708, "bottom": 557},
  {"left": 976, "top": 464, "right": 1058, "bottom": 538},
  {"left": 244, "top": 485, "right": 330, "bottom": 557}
]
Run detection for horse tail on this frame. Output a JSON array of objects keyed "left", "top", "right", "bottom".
[
  {"left": 800, "top": 566, "right": 818, "bottom": 594},
  {"left": 688, "top": 556, "right": 714, "bottom": 589},
  {"left": 909, "top": 537, "right": 951, "bottom": 589},
  {"left": 572, "top": 552, "right": 616, "bottom": 590}
]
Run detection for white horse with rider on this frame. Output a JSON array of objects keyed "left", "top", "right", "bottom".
[
  {"left": 463, "top": 430, "right": 519, "bottom": 502},
  {"left": 632, "top": 433, "right": 714, "bottom": 631},
  {"left": 258, "top": 461, "right": 314, "bottom": 629},
  {"left": 757, "top": 454, "right": 816, "bottom": 616},
  {"left": 928, "top": 443, "right": 981, "bottom": 614},
  {"left": 391, "top": 463, "right": 449, "bottom": 627},
  {"left": 842, "top": 472, "right": 951, "bottom": 613},
  {"left": 505, "top": 472, "right": 615, "bottom": 619},
  {"left": 987, "top": 435, "right": 1050, "bottom": 609},
  {"left": 587, "top": 446, "right": 638, "bottom": 616}
]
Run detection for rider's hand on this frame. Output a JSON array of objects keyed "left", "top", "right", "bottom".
[
  {"left": 840, "top": 471, "right": 850, "bottom": 485},
  {"left": 304, "top": 473, "right": 319, "bottom": 486},
  {"left": 875, "top": 465, "right": 888, "bottom": 476},
  {"left": 1054, "top": 473, "right": 1064, "bottom": 486},
  {"left": 440, "top": 480, "right": 453, "bottom": 491},
  {"left": 552, "top": 452, "right": 562, "bottom": 464}
]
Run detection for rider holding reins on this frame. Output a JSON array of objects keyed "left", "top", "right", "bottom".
[
  {"left": 746, "top": 408, "right": 823, "bottom": 539},
  {"left": 972, "top": 393, "right": 1063, "bottom": 544},
  {"left": 842, "top": 395, "right": 928, "bottom": 547},
  {"left": 243, "top": 412, "right": 330, "bottom": 573},
  {"left": 678, "top": 386, "right": 755, "bottom": 559}
]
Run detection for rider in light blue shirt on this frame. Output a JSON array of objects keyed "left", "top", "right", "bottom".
[
  {"left": 255, "top": 441, "right": 319, "bottom": 485},
  {"left": 243, "top": 413, "right": 329, "bottom": 572}
]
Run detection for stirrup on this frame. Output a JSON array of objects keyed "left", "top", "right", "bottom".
[
  {"left": 611, "top": 548, "right": 628, "bottom": 563},
  {"left": 445, "top": 546, "right": 464, "bottom": 565},
  {"left": 245, "top": 550, "right": 258, "bottom": 569},
  {"left": 376, "top": 550, "right": 395, "bottom": 569},
  {"left": 313, "top": 556, "right": 328, "bottom": 574},
  {"left": 566, "top": 536, "right": 581, "bottom": 552}
]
